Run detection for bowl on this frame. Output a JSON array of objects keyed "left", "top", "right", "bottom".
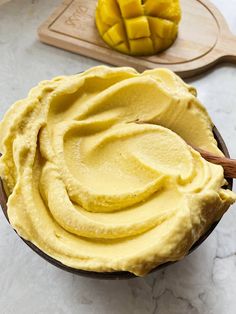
[{"left": 0, "top": 126, "right": 233, "bottom": 279}]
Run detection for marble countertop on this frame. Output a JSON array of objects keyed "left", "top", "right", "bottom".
[{"left": 0, "top": 1, "right": 236, "bottom": 313}]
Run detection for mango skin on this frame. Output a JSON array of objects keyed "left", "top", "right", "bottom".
[{"left": 95, "top": 0, "right": 181, "bottom": 56}]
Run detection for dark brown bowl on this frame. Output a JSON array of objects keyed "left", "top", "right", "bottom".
[{"left": 0, "top": 126, "right": 233, "bottom": 279}]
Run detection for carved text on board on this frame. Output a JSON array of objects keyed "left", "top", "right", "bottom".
[{"left": 65, "top": 5, "right": 88, "bottom": 29}]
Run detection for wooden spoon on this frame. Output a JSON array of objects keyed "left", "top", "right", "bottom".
[
  {"left": 134, "top": 120, "right": 236, "bottom": 178},
  {"left": 192, "top": 147, "right": 236, "bottom": 179}
]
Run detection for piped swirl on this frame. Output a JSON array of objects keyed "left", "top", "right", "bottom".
[{"left": 0, "top": 66, "right": 235, "bottom": 276}]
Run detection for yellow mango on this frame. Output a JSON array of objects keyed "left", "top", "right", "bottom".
[
  {"left": 161, "top": 38, "right": 174, "bottom": 50},
  {"left": 152, "top": 36, "right": 163, "bottom": 51},
  {"left": 99, "top": 0, "right": 120, "bottom": 25},
  {"left": 106, "top": 22, "right": 126, "bottom": 45},
  {"left": 148, "top": 17, "right": 177, "bottom": 39},
  {"left": 116, "top": 42, "right": 130, "bottom": 54},
  {"left": 125, "top": 16, "right": 150, "bottom": 39},
  {"left": 129, "top": 37, "right": 154, "bottom": 55},
  {"left": 157, "top": 1, "right": 182, "bottom": 23},
  {"left": 152, "top": 36, "right": 173, "bottom": 52},
  {"left": 117, "top": 0, "right": 143, "bottom": 18},
  {"left": 95, "top": 0, "right": 181, "bottom": 56},
  {"left": 103, "top": 32, "right": 114, "bottom": 47},
  {"left": 95, "top": 10, "right": 110, "bottom": 35},
  {"left": 144, "top": 0, "right": 171, "bottom": 16}
]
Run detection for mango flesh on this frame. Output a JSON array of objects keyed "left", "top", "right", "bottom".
[{"left": 95, "top": 0, "right": 181, "bottom": 56}]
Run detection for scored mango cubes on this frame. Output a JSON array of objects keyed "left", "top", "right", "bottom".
[
  {"left": 95, "top": 0, "right": 181, "bottom": 56},
  {"left": 117, "top": 0, "right": 143, "bottom": 18},
  {"left": 125, "top": 16, "right": 150, "bottom": 40}
]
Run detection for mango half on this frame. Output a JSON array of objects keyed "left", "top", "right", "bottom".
[{"left": 95, "top": 0, "right": 181, "bottom": 56}]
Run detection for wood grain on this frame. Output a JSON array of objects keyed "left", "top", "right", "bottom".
[
  {"left": 194, "top": 147, "right": 236, "bottom": 178},
  {"left": 38, "top": 0, "right": 236, "bottom": 78}
]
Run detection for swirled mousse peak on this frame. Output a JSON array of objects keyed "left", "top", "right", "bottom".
[{"left": 0, "top": 66, "right": 235, "bottom": 276}]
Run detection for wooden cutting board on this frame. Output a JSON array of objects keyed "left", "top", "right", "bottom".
[{"left": 38, "top": 0, "right": 236, "bottom": 78}]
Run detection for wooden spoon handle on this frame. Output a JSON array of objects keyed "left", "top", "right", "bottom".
[
  {"left": 134, "top": 121, "right": 236, "bottom": 178},
  {"left": 194, "top": 147, "right": 236, "bottom": 178}
]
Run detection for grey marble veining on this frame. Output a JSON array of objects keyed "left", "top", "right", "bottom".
[{"left": 0, "top": 1, "right": 236, "bottom": 313}]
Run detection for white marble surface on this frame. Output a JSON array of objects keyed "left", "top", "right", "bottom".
[{"left": 0, "top": 1, "right": 236, "bottom": 313}]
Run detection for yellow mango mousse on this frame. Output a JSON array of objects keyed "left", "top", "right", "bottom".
[{"left": 0, "top": 66, "right": 235, "bottom": 276}]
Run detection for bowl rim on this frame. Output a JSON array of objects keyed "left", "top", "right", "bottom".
[{"left": 0, "top": 126, "right": 233, "bottom": 280}]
